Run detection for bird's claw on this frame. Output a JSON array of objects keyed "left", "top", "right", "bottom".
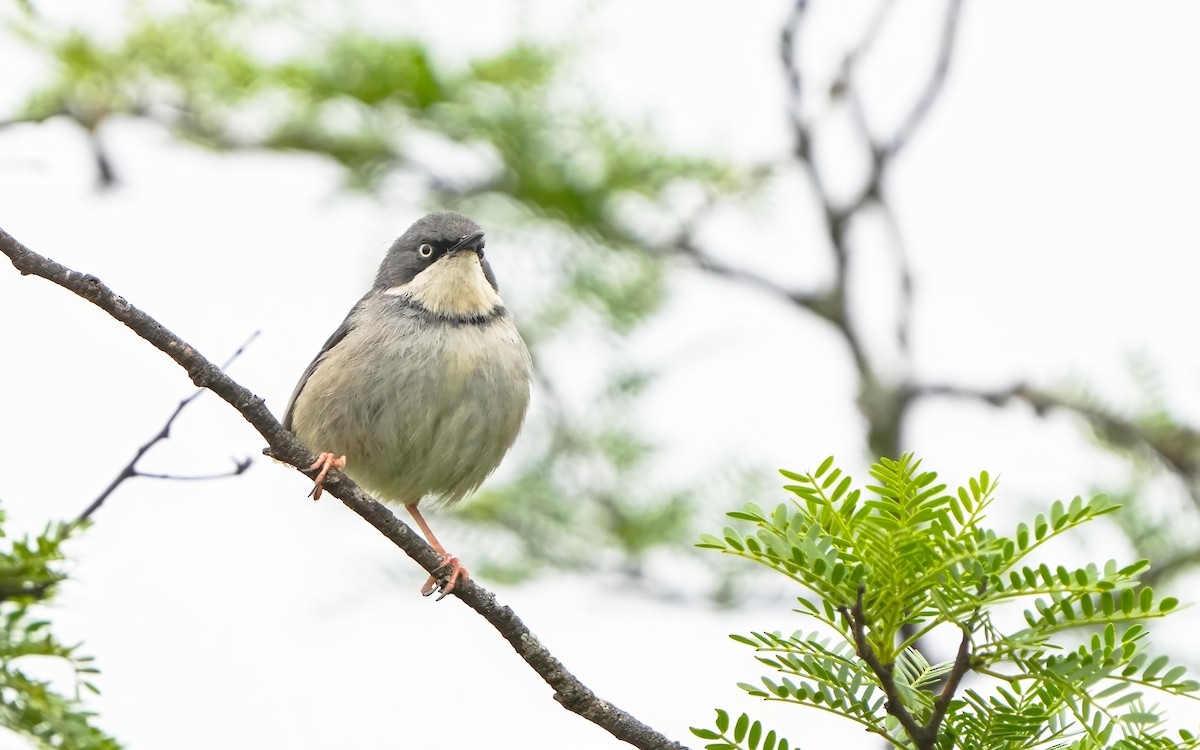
[
  {"left": 421, "top": 555, "right": 469, "bottom": 601},
  {"left": 307, "top": 452, "right": 346, "bottom": 500}
]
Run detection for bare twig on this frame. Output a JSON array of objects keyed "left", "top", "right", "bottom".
[
  {"left": 779, "top": 0, "right": 811, "bottom": 138},
  {"left": 883, "top": 0, "right": 965, "bottom": 158},
  {"left": 670, "top": 233, "right": 828, "bottom": 316},
  {"left": 134, "top": 463, "right": 253, "bottom": 481},
  {"left": 0, "top": 225, "right": 690, "bottom": 750},
  {"left": 76, "top": 331, "right": 260, "bottom": 523},
  {"left": 835, "top": 0, "right": 899, "bottom": 89}
]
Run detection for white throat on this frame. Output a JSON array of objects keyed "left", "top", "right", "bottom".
[{"left": 386, "top": 251, "right": 503, "bottom": 317}]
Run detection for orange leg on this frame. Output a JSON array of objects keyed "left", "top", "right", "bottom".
[
  {"left": 307, "top": 452, "right": 346, "bottom": 501},
  {"left": 406, "top": 502, "right": 469, "bottom": 600}
]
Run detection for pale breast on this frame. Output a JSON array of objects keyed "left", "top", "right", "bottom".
[{"left": 289, "top": 298, "right": 532, "bottom": 506}]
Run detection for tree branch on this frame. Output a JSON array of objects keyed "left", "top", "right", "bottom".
[
  {"left": 669, "top": 233, "right": 830, "bottom": 317},
  {"left": 0, "top": 225, "right": 690, "bottom": 750},
  {"left": 840, "top": 585, "right": 925, "bottom": 745},
  {"left": 779, "top": 0, "right": 811, "bottom": 147},
  {"left": 77, "top": 331, "right": 259, "bottom": 523},
  {"left": 130, "top": 461, "right": 252, "bottom": 483},
  {"left": 841, "top": 585, "right": 973, "bottom": 750},
  {"left": 740, "top": 0, "right": 971, "bottom": 461},
  {"left": 882, "top": 0, "right": 965, "bottom": 159},
  {"left": 924, "top": 626, "right": 972, "bottom": 744}
]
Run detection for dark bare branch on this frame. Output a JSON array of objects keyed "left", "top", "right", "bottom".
[
  {"left": 0, "top": 225, "right": 690, "bottom": 750},
  {"left": 76, "top": 330, "right": 260, "bottom": 523},
  {"left": 135, "top": 458, "right": 253, "bottom": 482},
  {"left": 841, "top": 585, "right": 925, "bottom": 745},
  {"left": 842, "top": 585, "right": 975, "bottom": 750},
  {"left": 835, "top": 0, "right": 900, "bottom": 91},
  {"left": 670, "top": 234, "right": 829, "bottom": 316},
  {"left": 883, "top": 0, "right": 965, "bottom": 158},
  {"left": 779, "top": 0, "right": 811, "bottom": 141}
]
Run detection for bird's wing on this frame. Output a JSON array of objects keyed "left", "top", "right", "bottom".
[{"left": 282, "top": 301, "right": 362, "bottom": 431}]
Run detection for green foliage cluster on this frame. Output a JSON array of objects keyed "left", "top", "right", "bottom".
[
  {"left": 0, "top": 508, "right": 119, "bottom": 750},
  {"left": 13, "top": 3, "right": 732, "bottom": 326},
  {"left": 695, "top": 456, "right": 1199, "bottom": 749}
]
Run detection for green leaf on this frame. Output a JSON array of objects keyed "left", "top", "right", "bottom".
[
  {"left": 816, "top": 456, "right": 835, "bottom": 477},
  {"left": 734, "top": 713, "right": 749, "bottom": 743},
  {"left": 1139, "top": 586, "right": 1154, "bottom": 612},
  {"left": 748, "top": 719, "right": 762, "bottom": 749},
  {"left": 1143, "top": 655, "right": 1170, "bottom": 680},
  {"left": 1108, "top": 691, "right": 1144, "bottom": 709},
  {"left": 1161, "top": 665, "right": 1188, "bottom": 686},
  {"left": 1122, "top": 711, "right": 1161, "bottom": 725},
  {"left": 821, "top": 468, "right": 842, "bottom": 490}
]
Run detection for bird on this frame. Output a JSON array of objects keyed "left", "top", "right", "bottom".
[{"left": 283, "top": 212, "right": 532, "bottom": 599}]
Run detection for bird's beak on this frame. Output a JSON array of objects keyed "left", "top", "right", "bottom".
[{"left": 449, "top": 230, "right": 486, "bottom": 254}]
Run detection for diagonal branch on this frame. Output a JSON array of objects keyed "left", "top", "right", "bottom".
[
  {"left": 840, "top": 585, "right": 926, "bottom": 744},
  {"left": 669, "top": 228, "right": 872, "bottom": 382},
  {"left": 669, "top": 233, "right": 831, "bottom": 317},
  {"left": 0, "top": 225, "right": 690, "bottom": 750},
  {"left": 924, "top": 626, "right": 972, "bottom": 744},
  {"left": 882, "top": 0, "right": 965, "bottom": 159}
]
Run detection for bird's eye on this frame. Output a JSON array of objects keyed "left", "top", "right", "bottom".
[
  {"left": 477, "top": 244, "right": 485, "bottom": 259},
  {"left": 418, "top": 243, "right": 434, "bottom": 258}
]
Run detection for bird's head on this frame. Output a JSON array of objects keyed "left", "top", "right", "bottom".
[{"left": 375, "top": 212, "right": 503, "bottom": 318}]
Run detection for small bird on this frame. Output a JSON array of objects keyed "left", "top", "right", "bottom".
[{"left": 284, "top": 212, "right": 532, "bottom": 598}]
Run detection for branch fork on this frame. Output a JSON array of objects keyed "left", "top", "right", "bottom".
[{"left": 841, "top": 585, "right": 973, "bottom": 750}]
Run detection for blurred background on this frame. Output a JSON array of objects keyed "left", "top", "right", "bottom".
[{"left": 3, "top": 0, "right": 1200, "bottom": 747}]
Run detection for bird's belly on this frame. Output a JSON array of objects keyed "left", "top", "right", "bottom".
[{"left": 292, "top": 316, "right": 531, "bottom": 506}]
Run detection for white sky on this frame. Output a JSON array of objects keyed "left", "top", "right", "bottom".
[{"left": 2, "top": 1, "right": 1200, "bottom": 748}]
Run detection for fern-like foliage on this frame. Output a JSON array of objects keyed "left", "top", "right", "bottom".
[
  {"left": 693, "top": 455, "right": 1198, "bottom": 750},
  {"left": 0, "top": 506, "right": 121, "bottom": 750}
]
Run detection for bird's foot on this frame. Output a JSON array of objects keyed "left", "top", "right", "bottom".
[
  {"left": 307, "top": 452, "right": 347, "bottom": 500},
  {"left": 421, "top": 555, "right": 469, "bottom": 601}
]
